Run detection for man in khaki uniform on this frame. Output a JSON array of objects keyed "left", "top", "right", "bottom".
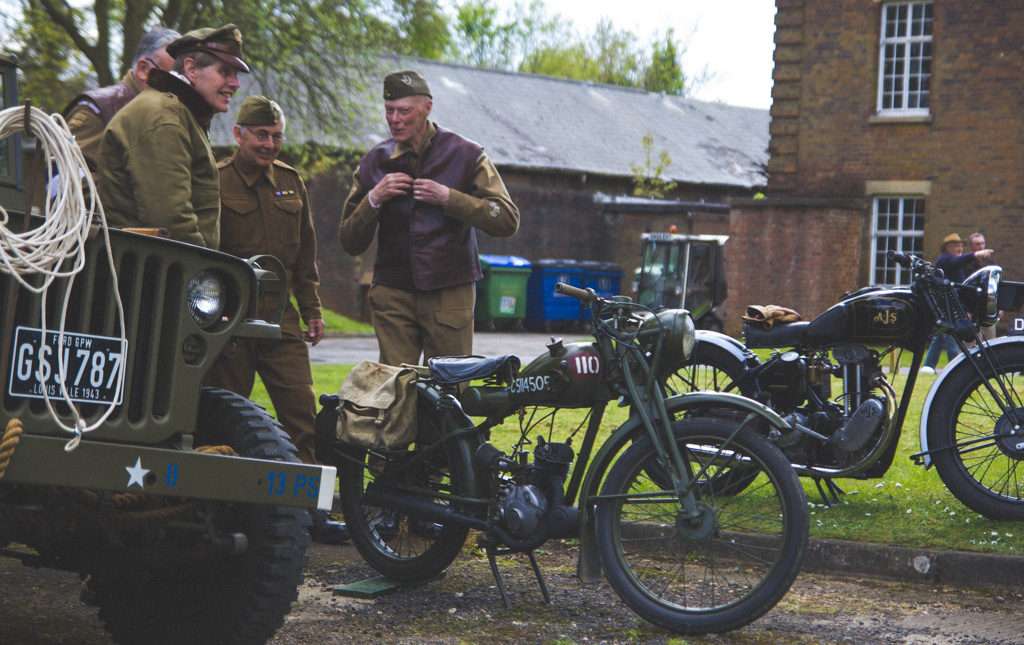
[
  {"left": 339, "top": 70, "right": 519, "bottom": 366},
  {"left": 205, "top": 96, "right": 346, "bottom": 543},
  {"left": 206, "top": 95, "right": 323, "bottom": 464},
  {"left": 98, "top": 25, "right": 249, "bottom": 248},
  {"left": 64, "top": 26, "right": 179, "bottom": 172}
]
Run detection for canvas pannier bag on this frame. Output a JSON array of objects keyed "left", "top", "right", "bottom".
[{"left": 336, "top": 361, "right": 418, "bottom": 450}]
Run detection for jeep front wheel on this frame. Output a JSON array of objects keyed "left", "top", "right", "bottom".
[{"left": 94, "top": 388, "right": 310, "bottom": 645}]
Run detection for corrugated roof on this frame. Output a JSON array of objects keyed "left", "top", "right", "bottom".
[{"left": 210, "top": 57, "right": 769, "bottom": 189}]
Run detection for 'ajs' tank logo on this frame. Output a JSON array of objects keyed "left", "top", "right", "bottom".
[{"left": 873, "top": 309, "right": 899, "bottom": 326}]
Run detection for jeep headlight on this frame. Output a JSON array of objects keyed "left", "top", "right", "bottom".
[{"left": 186, "top": 271, "right": 226, "bottom": 328}]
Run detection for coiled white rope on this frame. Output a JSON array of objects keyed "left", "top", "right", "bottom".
[{"left": 0, "top": 105, "right": 127, "bottom": 451}]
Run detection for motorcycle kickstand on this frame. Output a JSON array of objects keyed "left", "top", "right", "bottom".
[
  {"left": 812, "top": 477, "right": 845, "bottom": 507},
  {"left": 486, "top": 547, "right": 512, "bottom": 609},
  {"left": 526, "top": 550, "right": 551, "bottom": 605}
]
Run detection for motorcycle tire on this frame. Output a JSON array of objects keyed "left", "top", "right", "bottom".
[
  {"left": 95, "top": 388, "right": 310, "bottom": 645},
  {"left": 339, "top": 400, "right": 475, "bottom": 582},
  {"left": 928, "top": 342, "right": 1024, "bottom": 520},
  {"left": 596, "top": 416, "right": 807, "bottom": 635},
  {"left": 663, "top": 340, "right": 750, "bottom": 397}
]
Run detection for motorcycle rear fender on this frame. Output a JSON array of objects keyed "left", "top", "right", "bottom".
[
  {"left": 917, "top": 336, "right": 1024, "bottom": 468},
  {"left": 576, "top": 391, "right": 789, "bottom": 583},
  {"left": 694, "top": 329, "right": 759, "bottom": 366}
]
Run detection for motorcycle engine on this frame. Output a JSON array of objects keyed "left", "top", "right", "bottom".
[
  {"left": 753, "top": 351, "right": 807, "bottom": 413},
  {"left": 498, "top": 484, "right": 548, "bottom": 539}
]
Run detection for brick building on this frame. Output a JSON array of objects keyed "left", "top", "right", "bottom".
[
  {"left": 728, "top": 0, "right": 1024, "bottom": 334},
  {"left": 210, "top": 58, "right": 768, "bottom": 319}
]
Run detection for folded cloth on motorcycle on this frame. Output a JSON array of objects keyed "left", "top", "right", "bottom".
[
  {"left": 336, "top": 361, "right": 418, "bottom": 450},
  {"left": 742, "top": 304, "right": 803, "bottom": 329}
]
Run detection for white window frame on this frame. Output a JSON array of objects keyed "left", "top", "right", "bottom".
[
  {"left": 870, "top": 196, "right": 925, "bottom": 286},
  {"left": 876, "top": 1, "right": 933, "bottom": 117}
]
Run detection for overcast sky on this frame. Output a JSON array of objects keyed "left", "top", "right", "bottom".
[{"left": 485, "top": 0, "right": 777, "bottom": 109}]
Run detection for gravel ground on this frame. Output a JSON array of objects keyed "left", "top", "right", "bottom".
[{"left": 0, "top": 540, "right": 1019, "bottom": 644}]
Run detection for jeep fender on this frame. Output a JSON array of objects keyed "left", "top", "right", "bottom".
[
  {"left": 917, "top": 336, "right": 1024, "bottom": 468},
  {"left": 576, "top": 391, "right": 789, "bottom": 583}
]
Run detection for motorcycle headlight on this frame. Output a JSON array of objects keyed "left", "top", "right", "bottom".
[
  {"left": 186, "top": 271, "right": 227, "bottom": 329},
  {"left": 963, "top": 266, "right": 1001, "bottom": 327},
  {"left": 640, "top": 309, "right": 696, "bottom": 372}
]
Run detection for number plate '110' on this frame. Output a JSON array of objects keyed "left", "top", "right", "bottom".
[{"left": 7, "top": 326, "right": 126, "bottom": 406}]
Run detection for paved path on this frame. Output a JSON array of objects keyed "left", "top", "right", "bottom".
[{"left": 311, "top": 331, "right": 591, "bottom": 365}]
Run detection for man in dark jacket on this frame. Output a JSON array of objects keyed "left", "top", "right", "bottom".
[
  {"left": 64, "top": 26, "right": 180, "bottom": 172},
  {"left": 338, "top": 70, "right": 520, "bottom": 366},
  {"left": 923, "top": 233, "right": 995, "bottom": 371}
]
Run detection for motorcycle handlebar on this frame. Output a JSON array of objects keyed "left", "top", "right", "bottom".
[
  {"left": 886, "top": 250, "right": 913, "bottom": 268},
  {"left": 554, "top": 282, "right": 597, "bottom": 303}
]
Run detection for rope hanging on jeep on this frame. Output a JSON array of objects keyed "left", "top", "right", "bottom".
[
  {"left": 0, "top": 105, "right": 128, "bottom": 451},
  {"left": 0, "top": 418, "right": 23, "bottom": 480}
]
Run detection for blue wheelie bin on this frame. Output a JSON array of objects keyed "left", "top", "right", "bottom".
[
  {"left": 526, "top": 259, "right": 585, "bottom": 332},
  {"left": 580, "top": 261, "right": 623, "bottom": 322}
]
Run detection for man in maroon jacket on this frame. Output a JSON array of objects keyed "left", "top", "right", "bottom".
[{"left": 339, "top": 70, "right": 520, "bottom": 366}]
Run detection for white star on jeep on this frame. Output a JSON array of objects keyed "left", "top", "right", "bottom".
[{"left": 125, "top": 457, "right": 150, "bottom": 488}]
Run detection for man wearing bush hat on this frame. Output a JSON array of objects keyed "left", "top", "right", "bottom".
[
  {"left": 99, "top": 24, "right": 248, "bottom": 248},
  {"left": 339, "top": 70, "right": 520, "bottom": 366}
]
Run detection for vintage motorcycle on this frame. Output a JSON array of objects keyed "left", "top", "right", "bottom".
[
  {"left": 317, "top": 283, "right": 808, "bottom": 635},
  {"left": 669, "top": 250, "right": 1024, "bottom": 520}
]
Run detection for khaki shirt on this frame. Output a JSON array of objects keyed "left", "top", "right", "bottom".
[
  {"left": 219, "top": 156, "right": 322, "bottom": 331},
  {"left": 338, "top": 121, "right": 519, "bottom": 256},
  {"left": 65, "top": 72, "right": 142, "bottom": 172},
  {"left": 98, "top": 85, "right": 220, "bottom": 248}
]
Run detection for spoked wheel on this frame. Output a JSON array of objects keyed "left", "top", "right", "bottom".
[
  {"left": 338, "top": 403, "right": 475, "bottom": 582},
  {"left": 596, "top": 417, "right": 807, "bottom": 634},
  {"left": 928, "top": 343, "right": 1024, "bottom": 520},
  {"left": 663, "top": 342, "right": 749, "bottom": 397}
]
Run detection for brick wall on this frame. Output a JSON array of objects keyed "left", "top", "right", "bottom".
[
  {"left": 725, "top": 199, "right": 865, "bottom": 336},
  {"left": 769, "top": 0, "right": 1024, "bottom": 282}
]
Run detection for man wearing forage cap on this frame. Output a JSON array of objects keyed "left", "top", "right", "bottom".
[
  {"left": 99, "top": 24, "right": 249, "bottom": 248},
  {"left": 205, "top": 96, "right": 347, "bottom": 543},
  {"left": 339, "top": 70, "right": 520, "bottom": 366}
]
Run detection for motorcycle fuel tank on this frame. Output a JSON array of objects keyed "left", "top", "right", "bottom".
[
  {"left": 806, "top": 288, "right": 920, "bottom": 347},
  {"left": 507, "top": 341, "right": 616, "bottom": 408}
]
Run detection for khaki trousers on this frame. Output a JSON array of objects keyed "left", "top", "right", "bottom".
[
  {"left": 205, "top": 327, "right": 317, "bottom": 465},
  {"left": 369, "top": 283, "right": 475, "bottom": 366}
]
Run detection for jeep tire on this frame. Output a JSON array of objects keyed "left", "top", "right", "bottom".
[{"left": 94, "top": 388, "right": 310, "bottom": 644}]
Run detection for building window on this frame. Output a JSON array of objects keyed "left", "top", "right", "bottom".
[
  {"left": 871, "top": 196, "right": 925, "bottom": 286},
  {"left": 877, "top": 1, "right": 933, "bottom": 115}
]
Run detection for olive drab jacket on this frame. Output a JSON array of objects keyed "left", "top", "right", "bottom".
[
  {"left": 64, "top": 72, "right": 143, "bottom": 172},
  {"left": 218, "top": 155, "right": 322, "bottom": 336},
  {"left": 97, "top": 69, "right": 220, "bottom": 249}
]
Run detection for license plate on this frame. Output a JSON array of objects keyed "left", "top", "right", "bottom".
[{"left": 7, "top": 326, "right": 126, "bottom": 406}]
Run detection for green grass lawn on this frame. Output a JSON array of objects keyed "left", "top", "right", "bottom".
[
  {"left": 290, "top": 297, "right": 373, "bottom": 335},
  {"left": 252, "top": 365, "right": 1024, "bottom": 556}
]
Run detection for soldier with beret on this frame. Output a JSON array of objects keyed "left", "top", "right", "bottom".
[
  {"left": 98, "top": 24, "right": 249, "bottom": 248},
  {"left": 204, "top": 96, "right": 347, "bottom": 543},
  {"left": 339, "top": 70, "right": 520, "bottom": 366}
]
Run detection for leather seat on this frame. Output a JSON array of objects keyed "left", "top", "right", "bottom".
[
  {"left": 428, "top": 355, "right": 521, "bottom": 385},
  {"left": 743, "top": 321, "right": 811, "bottom": 349}
]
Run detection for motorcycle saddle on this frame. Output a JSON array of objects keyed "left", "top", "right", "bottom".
[
  {"left": 743, "top": 321, "right": 811, "bottom": 349},
  {"left": 428, "top": 355, "right": 521, "bottom": 385}
]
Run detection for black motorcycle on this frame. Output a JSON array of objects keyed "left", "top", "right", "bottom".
[
  {"left": 670, "top": 250, "right": 1024, "bottom": 519},
  {"left": 317, "top": 283, "right": 808, "bottom": 635}
]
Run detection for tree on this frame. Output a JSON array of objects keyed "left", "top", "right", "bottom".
[
  {"left": 643, "top": 29, "right": 685, "bottom": 95},
  {"left": 630, "top": 133, "right": 678, "bottom": 199},
  {"left": 6, "top": 0, "right": 447, "bottom": 130},
  {"left": 12, "top": 0, "right": 90, "bottom": 110},
  {"left": 390, "top": 0, "right": 451, "bottom": 60}
]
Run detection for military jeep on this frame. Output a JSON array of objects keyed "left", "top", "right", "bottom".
[{"left": 0, "top": 55, "right": 334, "bottom": 643}]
